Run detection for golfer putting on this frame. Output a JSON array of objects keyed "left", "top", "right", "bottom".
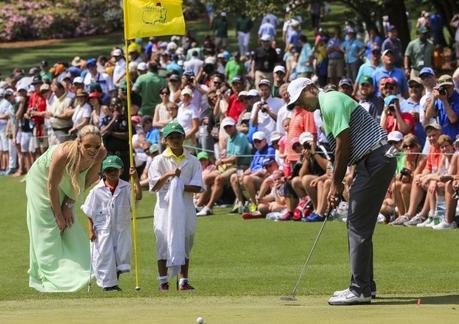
[{"left": 286, "top": 78, "right": 396, "bottom": 305}]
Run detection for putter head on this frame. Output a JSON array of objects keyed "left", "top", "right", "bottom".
[{"left": 280, "top": 295, "right": 297, "bottom": 302}]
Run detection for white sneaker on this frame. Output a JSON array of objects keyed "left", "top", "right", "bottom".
[
  {"left": 390, "top": 215, "right": 409, "bottom": 225},
  {"left": 377, "top": 214, "right": 386, "bottom": 224},
  {"left": 328, "top": 289, "right": 371, "bottom": 305},
  {"left": 417, "top": 216, "right": 434, "bottom": 228},
  {"left": 196, "top": 207, "right": 213, "bottom": 216},
  {"left": 433, "top": 220, "right": 458, "bottom": 230},
  {"left": 403, "top": 214, "right": 425, "bottom": 227},
  {"left": 333, "top": 288, "right": 376, "bottom": 299}
]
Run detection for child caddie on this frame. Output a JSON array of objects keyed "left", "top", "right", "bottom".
[
  {"left": 81, "top": 155, "right": 142, "bottom": 291},
  {"left": 148, "top": 121, "right": 203, "bottom": 291}
]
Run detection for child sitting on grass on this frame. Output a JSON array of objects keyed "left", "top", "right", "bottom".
[{"left": 81, "top": 155, "right": 142, "bottom": 291}]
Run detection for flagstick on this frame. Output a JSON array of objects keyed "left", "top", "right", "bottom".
[{"left": 122, "top": 0, "right": 140, "bottom": 291}]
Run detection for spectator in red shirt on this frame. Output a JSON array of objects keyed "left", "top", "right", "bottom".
[
  {"left": 226, "top": 76, "right": 245, "bottom": 121},
  {"left": 380, "top": 95, "right": 415, "bottom": 135},
  {"left": 27, "top": 77, "right": 48, "bottom": 155}
]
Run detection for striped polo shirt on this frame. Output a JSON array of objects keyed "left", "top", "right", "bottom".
[{"left": 319, "top": 91, "right": 387, "bottom": 165}]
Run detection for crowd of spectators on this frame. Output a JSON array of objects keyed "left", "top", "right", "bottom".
[{"left": 2, "top": 9, "right": 459, "bottom": 229}]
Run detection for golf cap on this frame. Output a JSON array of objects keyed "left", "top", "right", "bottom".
[
  {"left": 382, "top": 49, "right": 393, "bottom": 56},
  {"left": 438, "top": 74, "right": 454, "bottom": 86},
  {"left": 181, "top": 88, "right": 193, "bottom": 97},
  {"left": 137, "top": 62, "right": 148, "bottom": 71},
  {"left": 162, "top": 121, "right": 185, "bottom": 138},
  {"left": 274, "top": 65, "right": 286, "bottom": 74},
  {"left": 359, "top": 76, "right": 373, "bottom": 85},
  {"left": 4, "top": 88, "right": 15, "bottom": 96},
  {"left": 424, "top": 122, "right": 442, "bottom": 132},
  {"left": 204, "top": 57, "right": 216, "bottom": 65},
  {"left": 149, "top": 144, "right": 160, "bottom": 154},
  {"left": 258, "top": 79, "right": 272, "bottom": 87},
  {"left": 71, "top": 56, "right": 82, "bottom": 67},
  {"left": 247, "top": 89, "right": 259, "bottom": 97},
  {"left": 231, "top": 76, "right": 242, "bottom": 84},
  {"left": 387, "top": 131, "right": 404, "bottom": 142},
  {"left": 388, "top": 25, "right": 397, "bottom": 32},
  {"left": 286, "top": 77, "right": 314, "bottom": 110},
  {"left": 112, "top": 48, "right": 122, "bottom": 56},
  {"left": 260, "top": 34, "right": 272, "bottom": 42},
  {"left": 238, "top": 90, "right": 249, "bottom": 98},
  {"left": 75, "top": 89, "right": 89, "bottom": 97},
  {"left": 197, "top": 151, "right": 209, "bottom": 160},
  {"left": 31, "top": 76, "right": 43, "bottom": 85},
  {"left": 270, "top": 131, "right": 282, "bottom": 142},
  {"left": 408, "top": 77, "right": 422, "bottom": 86},
  {"left": 183, "top": 70, "right": 195, "bottom": 77},
  {"left": 221, "top": 117, "right": 236, "bottom": 128},
  {"left": 241, "top": 112, "right": 251, "bottom": 121},
  {"left": 220, "top": 12, "right": 226, "bottom": 17},
  {"left": 102, "top": 155, "right": 124, "bottom": 171},
  {"left": 68, "top": 66, "right": 81, "bottom": 75},
  {"left": 419, "top": 67, "right": 434, "bottom": 77},
  {"left": 252, "top": 131, "right": 266, "bottom": 141},
  {"left": 381, "top": 77, "right": 397, "bottom": 85},
  {"left": 339, "top": 78, "right": 353, "bottom": 88},
  {"left": 86, "top": 58, "right": 97, "bottom": 67},
  {"left": 40, "top": 84, "right": 50, "bottom": 92},
  {"left": 299, "top": 132, "right": 314, "bottom": 145},
  {"left": 17, "top": 84, "right": 28, "bottom": 92},
  {"left": 417, "top": 26, "right": 428, "bottom": 34},
  {"left": 384, "top": 95, "right": 399, "bottom": 106},
  {"left": 128, "top": 42, "right": 141, "bottom": 54}
]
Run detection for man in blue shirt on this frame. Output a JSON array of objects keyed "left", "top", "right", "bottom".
[
  {"left": 382, "top": 25, "right": 403, "bottom": 67},
  {"left": 342, "top": 27, "right": 365, "bottom": 82},
  {"left": 372, "top": 49, "right": 408, "bottom": 98},
  {"left": 354, "top": 45, "right": 382, "bottom": 95},
  {"left": 327, "top": 26, "right": 345, "bottom": 85},
  {"left": 425, "top": 74, "right": 459, "bottom": 140}
]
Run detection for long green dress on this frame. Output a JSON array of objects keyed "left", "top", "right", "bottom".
[{"left": 26, "top": 145, "right": 90, "bottom": 292}]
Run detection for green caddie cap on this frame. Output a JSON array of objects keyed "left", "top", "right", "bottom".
[
  {"left": 102, "top": 155, "right": 124, "bottom": 171},
  {"left": 163, "top": 121, "right": 185, "bottom": 138}
]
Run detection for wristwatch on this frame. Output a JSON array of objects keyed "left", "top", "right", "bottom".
[{"left": 64, "top": 201, "right": 75, "bottom": 209}]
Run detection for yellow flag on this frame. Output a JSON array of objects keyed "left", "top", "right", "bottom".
[{"left": 124, "top": 0, "right": 185, "bottom": 39}]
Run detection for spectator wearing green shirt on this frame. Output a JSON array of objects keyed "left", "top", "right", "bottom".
[
  {"left": 132, "top": 62, "right": 166, "bottom": 116},
  {"left": 236, "top": 14, "right": 253, "bottom": 54},
  {"left": 404, "top": 27, "right": 434, "bottom": 79},
  {"left": 225, "top": 53, "right": 245, "bottom": 82},
  {"left": 211, "top": 12, "right": 229, "bottom": 50}
]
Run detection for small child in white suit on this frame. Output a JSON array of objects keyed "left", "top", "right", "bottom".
[{"left": 81, "top": 155, "right": 142, "bottom": 291}]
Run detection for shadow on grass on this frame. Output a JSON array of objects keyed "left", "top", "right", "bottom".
[{"left": 375, "top": 295, "right": 459, "bottom": 305}]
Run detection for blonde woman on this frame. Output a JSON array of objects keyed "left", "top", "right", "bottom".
[{"left": 26, "top": 125, "right": 106, "bottom": 292}]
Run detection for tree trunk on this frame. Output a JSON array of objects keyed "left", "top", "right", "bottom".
[{"left": 384, "top": 0, "right": 410, "bottom": 50}]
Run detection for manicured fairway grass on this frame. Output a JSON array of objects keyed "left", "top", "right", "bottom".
[{"left": 0, "top": 175, "right": 458, "bottom": 322}]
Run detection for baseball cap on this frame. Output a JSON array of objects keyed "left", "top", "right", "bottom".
[
  {"left": 127, "top": 42, "right": 141, "bottom": 54},
  {"left": 408, "top": 77, "right": 422, "bottom": 86},
  {"left": 181, "top": 88, "right": 193, "bottom": 97},
  {"left": 68, "top": 66, "right": 81, "bottom": 75},
  {"left": 162, "top": 121, "right": 185, "bottom": 138},
  {"left": 274, "top": 65, "right": 286, "bottom": 74},
  {"left": 384, "top": 95, "right": 399, "bottom": 106},
  {"left": 387, "top": 131, "right": 404, "bottom": 142},
  {"left": 197, "top": 151, "right": 209, "bottom": 160},
  {"left": 381, "top": 77, "right": 397, "bottom": 85},
  {"left": 388, "top": 25, "right": 397, "bottom": 32},
  {"left": 31, "top": 76, "right": 43, "bottom": 85},
  {"left": 260, "top": 34, "right": 272, "bottom": 42},
  {"left": 258, "top": 79, "right": 272, "bottom": 87},
  {"left": 359, "top": 76, "right": 373, "bottom": 85},
  {"left": 204, "top": 57, "right": 216, "bottom": 65},
  {"left": 71, "top": 56, "right": 82, "bottom": 67},
  {"left": 247, "top": 89, "right": 259, "bottom": 97},
  {"left": 86, "top": 58, "right": 97, "bottom": 67},
  {"left": 252, "top": 131, "right": 266, "bottom": 141},
  {"left": 382, "top": 49, "right": 393, "bottom": 56},
  {"left": 102, "top": 155, "right": 124, "bottom": 171},
  {"left": 183, "top": 70, "right": 195, "bottom": 77},
  {"left": 149, "top": 144, "right": 160, "bottom": 154},
  {"left": 299, "top": 132, "right": 314, "bottom": 145},
  {"left": 40, "top": 84, "right": 50, "bottom": 92},
  {"left": 4, "top": 88, "right": 15, "bottom": 96},
  {"left": 417, "top": 26, "right": 428, "bottom": 34},
  {"left": 231, "top": 76, "right": 242, "bottom": 84},
  {"left": 241, "top": 112, "right": 251, "bottom": 121},
  {"left": 338, "top": 78, "right": 353, "bottom": 87},
  {"left": 438, "top": 74, "right": 454, "bottom": 86},
  {"left": 137, "top": 62, "right": 148, "bottom": 71},
  {"left": 89, "top": 91, "right": 101, "bottom": 99},
  {"left": 286, "top": 77, "right": 314, "bottom": 110},
  {"left": 238, "top": 90, "right": 249, "bottom": 98},
  {"left": 221, "top": 117, "right": 236, "bottom": 128},
  {"left": 220, "top": 12, "right": 227, "bottom": 17},
  {"left": 419, "top": 67, "right": 434, "bottom": 77},
  {"left": 112, "top": 48, "right": 122, "bottom": 56},
  {"left": 75, "top": 89, "right": 89, "bottom": 97},
  {"left": 73, "top": 76, "right": 84, "bottom": 84},
  {"left": 270, "top": 131, "right": 282, "bottom": 142},
  {"left": 424, "top": 122, "right": 442, "bottom": 132}
]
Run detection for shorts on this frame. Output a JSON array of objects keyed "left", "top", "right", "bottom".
[
  {"left": 327, "top": 59, "right": 344, "bottom": 79},
  {"left": 19, "top": 131, "right": 35, "bottom": 153},
  {"left": 0, "top": 129, "right": 7, "bottom": 151},
  {"left": 218, "top": 167, "right": 237, "bottom": 184},
  {"left": 283, "top": 180, "right": 298, "bottom": 199}
]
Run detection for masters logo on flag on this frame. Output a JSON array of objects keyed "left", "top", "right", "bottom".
[{"left": 124, "top": 0, "right": 185, "bottom": 39}]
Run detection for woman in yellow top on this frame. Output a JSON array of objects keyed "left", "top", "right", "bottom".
[{"left": 26, "top": 125, "right": 106, "bottom": 292}]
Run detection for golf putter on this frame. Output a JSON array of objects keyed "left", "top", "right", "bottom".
[{"left": 280, "top": 206, "right": 336, "bottom": 302}]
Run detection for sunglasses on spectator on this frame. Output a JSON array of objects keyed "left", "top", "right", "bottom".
[
  {"left": 402, "top": 144, "right": 415, "bottom": 149},
  {"left": 160, "top": 92, "right": 169, "bottom": 95},
  {"left": 384, "top": 85, "right": 396, "bottom": 90},
  {"left": 409, "top": 84, "right": 422, "bottom": 88},
  {"left": 440, "top": 144, "right": 452, "bottom": 149},
  {"left": 253, "top": 139, "right": 263, "bottom": 144}
]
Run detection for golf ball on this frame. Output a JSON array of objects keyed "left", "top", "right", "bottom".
[{"left": 196, "top": 316, "right": 204, "bottom": 324}]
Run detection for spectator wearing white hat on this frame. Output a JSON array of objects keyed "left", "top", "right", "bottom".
[
  {"left": 251, "top": 35, "right": 279, "bottom": 86},
  {"left": 177, "top": 88, "right": 199, "bottom": 147},
  {"left": 0, "top": 89, "right": 15, "bottom": 174},
  {"left": 272, "top": 65, "right": 286, "bottom": 98},
  {"left": 251, "top": 79, "right": 283, "bottom": 139},
  {"left": 112, "top": 48, "right": 126, "bottom": 88}
]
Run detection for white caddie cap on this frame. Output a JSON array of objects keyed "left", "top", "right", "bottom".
[
  {"left": 137, "top": 62, "right": 148, "bottom": 71},
  {"left": 270, "top": 131, "right": 282, "bottom": 142},
  {"left": 274, "top": 65, "right": 286, "bottom": 74},
  {"left": 299, "top": 132, "right": 314, "bottom": 145},
  {"left": 287, "top": 77, "right": 314, "bottom": 110},
  {"left": 73, "top": 76, "right": 83, "bottom": 84},
  {"left": 387, "top": 131, "right": 404, "bottom": 142},
  {"left": 252, "top": 131, "right": 267, "bottom": 141},
  {"left": 221, "top": 117, "right": 236, "bottom": 128}
]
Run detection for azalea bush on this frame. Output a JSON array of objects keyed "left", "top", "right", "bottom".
[{"left": 0, "top": 0, "right": 123, "bottom": 41}]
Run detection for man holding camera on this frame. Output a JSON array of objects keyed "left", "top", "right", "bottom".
[
  {"left": 380, "top": 95, "right": 416, "bottom": 135},
  {"left": 286, "top": 78, "right": 396, "bottom": 305},
  {"left": 425, "top": 74, "right": 459, "bottom": 140},
  {"left": 251, "top": 79, "right": 283, "bottom": 139}
]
